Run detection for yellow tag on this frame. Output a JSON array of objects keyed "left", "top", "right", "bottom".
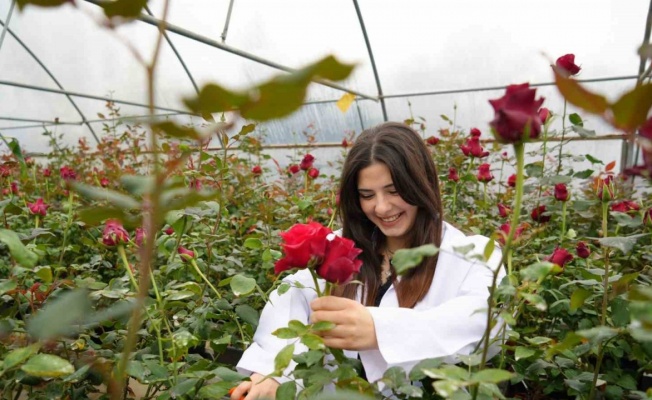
[{"left": 336, "top": 93, "right": 356, "bottom": 113}]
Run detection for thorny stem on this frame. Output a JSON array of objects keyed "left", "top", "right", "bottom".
[{"left": 112, "top": 1, "right": 171, "bottom": 398}]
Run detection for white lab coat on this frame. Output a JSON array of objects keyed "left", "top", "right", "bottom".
[{"left": 236, "top": 222, "right": 504, "bottom": 384}]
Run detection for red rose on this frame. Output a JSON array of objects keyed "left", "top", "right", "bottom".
[
  {"left": 538, "top": 107, "right": 551, "bottom": 124},
  {"left": 547, "top": 247, "right": 573, "bottom": 267},
  {"left": 60, "top": 166, "right": 77, "bottom": 180},
  {"left": 531, "top": 205, "right": 550, "bottom": 223},
  {"left": 460, "top": 137, "right": 489, "bottom": 158},
  {"left": 178, "top": 246, "right": 195, "bottom": 262},
  {"left": 554, "top": 183, "right": 569, "bottom": 202},
  {"left": 507, "top": 174, "right": 517, "bottom": 188},
  {"left": 102, "top": 220, "right": 129, "bottom": 247},
  {"left": 307, "top": 167, "right": 320, "bottom": 179},
  {"left": 576, "top": 241, "right": 590, "bottom": 259},
  {"left": 611, "top": 200, "right": 640, "bottom": 214},
  {"left": 100, "top": 177, "right": 110, "bottom": 187},
  {"left": 274, "top": 222, "right": 332, "bottom": 274},
  {"left": 27, "top": 198, "right": 48, "bottom": 216},
  {"left": 448, "top": 167, "right": 460, "bottom": 182},
  {"left": 497, "top": 203, "right": 511, "bottom": 218},
  {"left": 470, "top": 128, "right": 482, "bottom": 137},
  {"left": 316, "top": 236, "right": 363, "bottom": 284},
  {"left": 555, "top": 54, "right": 581, "bottom": 76},
  {"left": 0, "top": 165, "right": 11, "bottom": 177},
  {"left": 497, "top": 222, "right": 524, "bottom": 245},
  {"left": 426, "top": 136, "right": 440, "bottom": 146},
  {"left": 342, "top": 139, "right": 349, "bottom": 148},
  {"left": 300, "top": 154, "right": 315, "bottom": 171},
  {"left": 477, "top": 163, "right": 494, "bottom": 183},
  {"left": 164, "top": 227, "right": 174, "bottom": 235},
  {"left": 288, "top": 164, "right": 300, "bottom": 174},
  {"left": 134, "top": 227, "right": 146, "bottom": 247},
  {"left": 489, "top": 83, "right": 545, "bottom": 143},
  {"left": 252, "top": 165, "right": 263, "bottom": 175},
  {"left": 625, "top": 118, "right": 652, "bottom": 179},
  {"left": 10, "top": 181, "right": 19, "bottom": 195},
  {"left": 42, "top": 168, "right": 51, "bottom": 178}
]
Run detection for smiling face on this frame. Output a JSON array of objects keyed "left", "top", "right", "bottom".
[{"left": 357, "top": 162, "right": 418, "bottom": 251}]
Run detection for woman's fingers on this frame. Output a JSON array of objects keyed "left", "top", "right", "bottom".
[{"left": 230, "top": 382, "right": 250, "bottom": 400}]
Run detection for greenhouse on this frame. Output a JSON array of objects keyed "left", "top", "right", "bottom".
[{"left": 1, "top": 0, "right": 652, "bottom": 399}]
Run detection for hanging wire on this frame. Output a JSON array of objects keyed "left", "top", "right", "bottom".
[
  {"left": 221, "top": 0, "right": 235, "bottom": 43},
  {"left": 0, "top": 0, "right": 15, "bottom": 52}
]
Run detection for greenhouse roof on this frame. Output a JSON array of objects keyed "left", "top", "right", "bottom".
[{"left": 0, "top": 0, "right": 650, "bottom": 165}]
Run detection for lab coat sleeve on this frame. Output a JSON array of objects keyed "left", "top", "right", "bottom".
[
  {"left": 361, "top": 235, "right": 504, "bottom": 381},
  {"left": 236, "top": 269, "right": 319, "bottom": 382}
]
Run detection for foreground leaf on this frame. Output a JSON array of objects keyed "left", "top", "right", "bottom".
[
  {"left": 0, "top": 229, "right": 38, "bottom": 268},
  {"left": 27, "top": 289, "right": 92, "bottom": 340},
  {"left": 21, "top": 354, "right": 74, "bottom": 378},
  {"left": 391, "top": 245, "right": 439, "bottom": 275}
]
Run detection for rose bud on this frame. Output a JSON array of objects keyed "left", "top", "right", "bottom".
[
  {"left": 497, "top": 222, "right": 524, "bottom": 245},
  {"left": 538, "top": 107, "right": 551, "bottom": 124},
  {"left": 164, "top": 226, "right": 174, "bottom": 235},
  {"left": 497, "top": 203, "right": 511, "bottom": 218},
  {"left": 531, "top": 205, "right": 550, "bottom": 223},
  {"left": 470, "top": 128, "right": 482, "bottom": 137},
  {"left": 288, "top": 164, "right": 300, "bottom": 174},
  {"left": 27, "top": 198, "right": 49, "bottom": 216},
  {"left": 476, "top": 163, "right": 494, "bottom": 183},
  {"left": 100, "top": 177, "right": 110, "bottom": 188},
  {"left": 426, "top": 136, "right": 440, "bottom": 146},
  {"left": 555, "top": 54, "right": 581, "bottom": 76},
  {"left": 134, "top": 227, "right": 146, "bottom": 247},
  {"left": 546, "top": 247, "right": 574, "bottom": 268},
  {"left": 10, "top": 181, "right": 19, "bottom": 194},
  {"left": 489, "top": 83, "right": 545, "bottom": 143},
  {"left": 596, "top": 176, "right": 615, "bottom": 202},
  {"left": 102, "top": 220, "right": 129, "bottom": 247},
  {"left": 576, "top": 241, "right": 590, "bottom": 259},
  {"left": 300, "top": 154, "right": 315, "bottom": 171},
  {"left": 251, "top": 165, "right": 263, "bottom": 175},
  {"left": 507, "top": 174, "right": 517, "bottom": 188},
  {"left": 342, "top": 139, "right": 349, "bottom": 148},
  {"left": 448, "top": 167, "right": 460, "bottom": 182},
  {"left": 307, "top": 167, "right": 319, "bottom": 179},
  {"left": 554, "top": 183, "right": 569, "bottom": 202},
  {"left": 42, "top": 168, "right": 52, "bottom": 177},
  {"left": 178, "top": 246, "right": 195, "bottom": 262}
]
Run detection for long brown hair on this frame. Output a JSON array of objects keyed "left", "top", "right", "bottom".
[{"left": 333, "top": 122, "right": 443, "bottom": 308}]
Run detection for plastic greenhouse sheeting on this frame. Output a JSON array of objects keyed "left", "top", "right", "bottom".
[{"left": 0, "top": 0, "right": 649, "bottom": 170}]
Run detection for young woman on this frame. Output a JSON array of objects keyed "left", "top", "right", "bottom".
[{"left": 231, "top": 122, "right": 504, "bottom": 400}]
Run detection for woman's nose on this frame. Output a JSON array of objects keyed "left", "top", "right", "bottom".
[{"left": 375, "top": 195, "right": 391, "bottom": 214}]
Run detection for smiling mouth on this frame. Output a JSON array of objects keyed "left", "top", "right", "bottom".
[{"left": 379, "top": 213, "right": 402, "bottom": 223}]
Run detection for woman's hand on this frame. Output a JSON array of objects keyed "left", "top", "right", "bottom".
[
  {"left": 230, "top": 373, "right": 279, "bottom": 400},
  {"left": 310, "top": 296, "right": 378, "bottom": 350}
]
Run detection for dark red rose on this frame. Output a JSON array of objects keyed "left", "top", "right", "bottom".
[
  {"left": 102, "top": 220, "right": 129, "bottom": 247},
  {"left": 554, "top": 183, "right": 569, "bottom": 202},
  {"left": 10, "top": 181, "right": 19, "bottom": 194},
  {"left": 547, "top": 247, "right": 573, "bottom": 267},
  {"left": 252, "top": 165, "right": 263, "bottom": 175},
  {"left": 497, "top": 203, "right": 511, "bottom": 218},
  {"left": 531, "top": 205, "right": 550, "bottom": 223},
  {"left": 477, "top": 163, "right": 494, "bottom": 183},
  {"left": 448, "top": 167, "right": 460, "bottom": 182},
  {"left": 497, "top": 222, "right": 525, "bottom": 245},
  {"left": 288, "top": 164, "right": 300, "bottom": 174},
  {"left": 611, "top": 200, "right": 640, "bottom": 214},
  {"left": 307, "top": 167, "right": 320, "bottom": 179},
  {"left": 135, "top": 227, "right": 146, "bottom": 247},
  {"left": 507, "top": 174, "right": 517, "bottom": 188},
  {"left": 576, "top": 241, "right": 590, "bottom": 259},
  {"left": 100, "top": 177, "right": 110, "bottom": 187},
  {"left": 489, "top": 83, "right": 545, "bottom": 143},
  {"left": 164, "top": 227, "right": 174, "bottom": 235},
  {"left": 316, "top": 236, "right": 363, "bottom": 284},
  {"left": 538, "top": 108, "right": 551, "bottom": 124},
  {"left": 274, "top": 222, "right": 332, "bottom": 274},
  {"left": 300, "top": 154, "right": 315, "bottom": 171},
  {"left": 555, "top": 54, "right": 581, "bottom": 76},
  {"left": 460, "top": 137, "right": 489, "bottom": 158},
  {"left": 426, "top": 136, "right": 440, "bottom": 146},
  {"left": 60, "top": 166, "right": 77, "bottom": 180},
  {"left": 470, "top": 128, "right": 482, "bottom": 137},
  {"left": 42, "top": 168, "right": 51, "bottom": 178},
  {"left": 27, "top": 198, "right": 48, "bottom": 216},
  {"left": 342, "top": 139, "right": 349, "bottom": 148},
  {"left": 178, "top": 246, "right": 195, "bottom": 262}
]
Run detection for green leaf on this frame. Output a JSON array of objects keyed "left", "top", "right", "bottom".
[
  {"left": 293, "top": 350, "right": 324, "bottom": 367},
  {"left": 77, "top": 206, "right": 139, "bottom": 227},
  {"left": 1, "top": 137, "right": 26, "bottom": 175},
  {"left": 27, "top": 289, "right": 92, "bottom": 340},
  {"left": 391, "top": 244, "right": 439, "bottom": 275},
  {"left": 16, "top": 0, "right": 71, "bottom": 10},
  {"left": 0, "top": 229, "right": 38, "bottom": 268},
  {"left": 70, "top": 182, "right": 140, "bottom": 210},
  {"left": 584, "top": 154, "right": 603, "bottom": 164},
  {"left": 276, "top": 381, "right": 297, "bottom": 400},
  {"left": 482, "top": 239, "right": 495, "bottom": 262},
  {"left": 288, "top": 320, "right": 308, "bottom": 335},
  {"left": 570, "top": 288, "right": 592, "bottom": 312},
  {"left": 196, "top": 381, "right": 233, "bottom": 399},
  {"left": 573, "top": 169, "right": 594, "bottom": 179},
  {"left": 576, "top": 326, "right": 619, "bottom": 344},
  {"left": 524, "top": 162, "right": 544, "bottom": 178},
  {"left": 471, "top": 369, "right": 514, "bottom": 384},
  {"left": 520, "top": 262, "right": 558, "bottom": 282},
  {"left": 553, "top": 66, "right": 610, "bottom": 115},
  {"left": 611, "top": 212, "right": 643, "bottom": 228},
  {"left": 545, "top": 332, "right": 582, "bottom": 359},
  {"left": 153, "top": 121, "right": 204, "bottom": 140},
  {"left": 2, "top": 343, "right": 40, "bottom": 371},
  {"left": 521, "top": 293, "right": 547, "bottom": 311},
  {"left": 170, "top": 378, "right": 200, "bottom": 397},
  {"left": 311, "top": 321, "right": 336, "bottom": 332},
  {"left": 514, "top": 346, "right": 536, "bottom": 361},
  {"left": 101, "top": 0, "right": 148, "bottom": 19},
  {"left": 593, "top": 234, "right": 649, "bottom": 254},
  {"left": 243, "top": 237, "right": 263, "bottom": 249},
  {"left": 571, "top": 125, "right": 596, "bottom": 138},
  {"left": 35, "top": 266, "right": 53, "bottom": 284},
  {"left": 160, "top": 189, "right": 220, "bottom": 214},
  {"left": 0, "top": 280, "right": 17, "bottom": 295},
  {"left": 568, "top": 113, "right": 584, "bottom": 126},
  {"left": 235, "top": 304, "right": 259, "bottom": 327},
  {"left": 120, "top": 175, "right": 156, "bottom": 197},
  {"left": 301, "top": 333, "right": 325, "bottom": 350},
  {"left": 273, "top": 328, "right": 299, "bottom": 339},
  {"left": 167, "top": 290, "right": 196, "bottom": 301},
  {"left": 231, "top": 275, "right": 256, "bottom": 297},
  {"left": 274, "top": 344, "right": 295, "bottom": 374},
  {"left": 21, "top": 354, "right": 74, "bottom": 378},
  {"left": 382, "top": 366, "right": 408, "bottom": 389},
  {"left": 210, "top": 367, "right": 247, "bottom": 382},
  {"left": 611, "top": 83, "right": 652, "bottom": 131},
  {"left": 610, "top": 298, "right": 630, "bottom": 327}
]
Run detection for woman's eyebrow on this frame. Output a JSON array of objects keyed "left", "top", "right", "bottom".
[{"left": 357, "top": 184, "right": 395, "bottom": 192}]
